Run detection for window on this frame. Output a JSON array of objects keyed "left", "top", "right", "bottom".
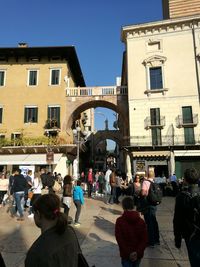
[
  {"left": 152, "top": 128, "right": 162, "bottom": 145},
  {"left": 48, "top": 106, "right": 60, "bottom": 128},
  {"left": 28, "top": 70, "right": 38, "bottom": 86},
  {"left": 150, "top": 108, "right": 162, "bottom": 145},
  {"left": 182, "top": 106, "right": 193, "bottom": 124},
  {"left": 150, "top": 67, "right": 163, "bottom": 89},
  {"left": 184, "top": 127, "right": 195, "bottom": 145},
  {"left": 0, "top": 107, "right": 3, "bottom": 123},
  {"left": 24, "top": 107, "right": 38, "bottom": 123},
  {"left": 150, "top": 108, "right": 160, "bottom": 126},
  {"left": 143, "top": 55, "right": 167, "bottom": 95},
  {"left": 0, "top": 70, "right": 5, "bottom": 86},
  {"left": 50, "top": 69, "right": 61, "bottom": 85}
]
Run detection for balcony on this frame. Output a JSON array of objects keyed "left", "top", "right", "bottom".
[
  {"left": 176, "top": 114, "right": 198, "bottom": 128},
  {"left": 130, "top": 134, "right": 200, "bottom": 147},
  {"left": 144, "top": 116, "right": 166, "bottom": 130},
  {"left": 66, "top": 86, "right": 128, "bottom": 97},
  {"left": 44, "top": 119, "right": 60, "bottom": 137}
]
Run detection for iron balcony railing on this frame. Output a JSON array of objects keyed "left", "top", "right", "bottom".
[
  {"left": 129, "top": 134, "right": 200, "bottom": 146},
  {"left": 144, "top": 116, "right": 166, "bottom": 130},
  {"left": 176, "top": 114, "right": 198, "bottom": 128},
  {"left": 66, "top": 86, "right": 128, "bottom": 97}
]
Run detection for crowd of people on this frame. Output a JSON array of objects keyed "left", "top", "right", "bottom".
[{"left": 0, "top": 166, "right": 200, "bottom": 267}]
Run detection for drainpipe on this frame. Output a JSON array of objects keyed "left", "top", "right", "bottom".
[{"left": 192, "top": 21, "right": 200, "bottom": 104}]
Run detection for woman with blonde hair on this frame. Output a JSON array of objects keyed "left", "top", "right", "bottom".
[{"left": 28, "top": 172, "right": 42, "bottom": 218}]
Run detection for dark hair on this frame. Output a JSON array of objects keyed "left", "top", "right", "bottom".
[
  {"left": 77, "top": 180, "right": 81, "bottom": 186},
  {"left": 122, "top": 196, "right": 134, "bottom": 210},
  {"left": 133, "top": 174, "right": 140, "bottom": 182},
  {"left": 33, "top": 194, "right": 67, "bottom": 234},
  {"left": 63, "top": 175, "right": 72, "bottom": 185},
  {"left": 184, "top": 168, "right": 199, "bottom": 184}
]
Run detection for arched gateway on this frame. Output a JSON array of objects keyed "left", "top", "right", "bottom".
[{"left": 65, "top": 85, "right": 129, "bottom": 171}]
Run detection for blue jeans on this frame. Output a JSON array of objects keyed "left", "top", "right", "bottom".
[
  {"left": 121, "top": 259, "right": 141, "bottom": 267},
  {"left": 14, "top": 191, "right": 24, "bottom": 217},
  {"left": 143, "top": 206, "right": 160, "bottom": 245}
]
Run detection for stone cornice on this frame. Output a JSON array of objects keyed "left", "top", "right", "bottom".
[{"left": 121, "top": 15, "right": 200, "bottom": 42}]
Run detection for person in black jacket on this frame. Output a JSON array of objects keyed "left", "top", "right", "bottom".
[
  {"left": 173, "top": 168, "right": 200, "bottom": 267},
  {"left": 13, "top": 169, "right": 28, "bottom": 221},
  {"left": 0, "top": 252, "right": 6, "bottom": 267}
]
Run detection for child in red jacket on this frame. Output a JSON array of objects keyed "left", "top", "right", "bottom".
[{"left": 115, "top": 196, "right": 148, "bottom": 267}]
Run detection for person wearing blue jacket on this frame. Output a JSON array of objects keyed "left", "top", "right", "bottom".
[{"left": 73, "top": 180, "right": 84, "bottom": 227}]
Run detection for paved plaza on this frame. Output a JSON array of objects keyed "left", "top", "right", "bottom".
[{"left": 0, "top": 196, "right": 190, "bottom": 267}]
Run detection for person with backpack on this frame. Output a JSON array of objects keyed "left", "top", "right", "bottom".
[
  {"left": 140, "top": 170, "right": 160, "bottom": 248},
  {"left": 173, "top": 168, "right": 200, "bottom": 267}
]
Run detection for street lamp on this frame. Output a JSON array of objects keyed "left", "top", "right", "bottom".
[{"left": 72, "top": 126, "right": 81, "bottom": 180}]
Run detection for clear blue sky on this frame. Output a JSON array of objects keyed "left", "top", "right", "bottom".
[
  {"left": 1, "top": 0, "right": 162, "bottom": 86},
  {"left": 1, "top": 0, "right": 163, "bottom": 147}
]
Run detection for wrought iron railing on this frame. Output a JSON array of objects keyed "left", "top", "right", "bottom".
[
  {"left": 129, "top": 134, "right": 200, "bottom": 146},
  {"left": 176, "top": 114, "right": 198, "bottom": 128},
  {"left": 144, "top": 116, "right": 166, "bottom": 129}
]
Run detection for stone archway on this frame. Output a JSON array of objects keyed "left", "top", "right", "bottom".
[{"left": 64, "top": 98, "right": 129, "bottom": 146}]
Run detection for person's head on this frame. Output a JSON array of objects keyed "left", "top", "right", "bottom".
[
  {"left": 28, "top": 170, "right": 32, "bottom": 176},
  {"left": 33, "top": 194, "right": 67, "bottom": 234},
  {"left": 134, "top": 174, "right": 140, "bottom": 183},
  {"left": 64, "top": 175, "right": 72, "bottom": 184},
  {"left": 40, "top": 168, "right": 46, "bottom": 174},
  {"left": 122, "top": 196, "right": 134, "bottom": 211},
  {"left": 148, "top": 170, "right": 155, "bottom": 179},
  {"left": 76, "top": 180, "right": 81, "bottom": 186},
  {"left": 184, "top": 168, "right": 199, "bottom": 185},
  {"left": 14, "top": 168, "right": 21, "bottom": 175}
]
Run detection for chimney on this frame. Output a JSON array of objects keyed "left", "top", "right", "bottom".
[{"left": 18, "top": 42, "right": 28, "bottom": 48}]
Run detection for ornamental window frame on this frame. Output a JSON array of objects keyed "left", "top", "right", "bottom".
[{"left": 143, "top": 55, "right": 168, "bottom": 96}]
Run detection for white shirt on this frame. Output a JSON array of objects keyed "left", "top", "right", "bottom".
[
  {"left": 105, "top": 169, "right": 112, "bottom": 183},
  {"left": 33, "top": 178, "right": 42, "bottom": 194}
]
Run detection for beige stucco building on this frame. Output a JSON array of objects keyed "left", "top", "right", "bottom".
[
  {"left": 121, "top": 0, "right": 200, "bottom": 178},
  {"left": 0, "top": 44, "right": 88, "bottom": 176}
]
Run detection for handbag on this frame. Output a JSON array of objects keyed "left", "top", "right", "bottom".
[
  {"left": 41, "top": 187, "right": 49, "bottom": 195},
  {"left": 52, "top": 180, "right": 61, "bottom": 193},
  {"left": 28, "top": 190, "right": 34, "bottom": 199}
]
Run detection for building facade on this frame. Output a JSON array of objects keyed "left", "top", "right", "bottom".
[
  {"left": 0, "top": 43, "right": 87, "bottom": 176},
  {"left": 121, "top": 2, "right": 200, "bottom": 178}
]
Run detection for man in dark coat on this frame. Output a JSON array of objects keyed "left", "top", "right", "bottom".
[{"left": 173, "top": 168, "right": 200, "bottom": 267}]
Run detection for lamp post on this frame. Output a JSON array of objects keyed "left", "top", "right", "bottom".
[{"left": 72, "top": 126, "right": 81, "bottom": 180}]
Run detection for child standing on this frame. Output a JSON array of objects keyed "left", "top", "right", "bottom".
[
  {"left": 115, "top": 196, "right": 148, "bottom": 267},
  {"left": 73, "top": 180, "right": 84, "bottom": 227}
]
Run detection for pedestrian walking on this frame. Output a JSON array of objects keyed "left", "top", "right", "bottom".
[
  {"left": 140, "top": 170, "right": 160, "bottom": 247},
  {"left": 28, "top": 172, "right": 42, "bottom": 218},
  {"left": 62, "top": 175, "right": 73, "bottom": 219},
  {"left": 87, "top": 168, "right": 94, "bottom": 198},
  {"left": 173, "top": 168, "right": 200, "bottom": 267},
  {"left": 12, "top": 169, "right": 28, "bottom": 221},
  {"left": 115, "top": 196, "right": 148, "bottom": 267},
  {"left": 73, "top": 180, "right": 84, "bottom": 227}
]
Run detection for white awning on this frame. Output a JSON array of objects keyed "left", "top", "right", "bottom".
[
  {"left": 132, "top": 151, "right": 170, "bottom": 158},
  {"left": 0, "top": 153, "right": 63, "bottom": 165},
  {"left": 174, "top": 150, "right": 200, "bottom": 157}
]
